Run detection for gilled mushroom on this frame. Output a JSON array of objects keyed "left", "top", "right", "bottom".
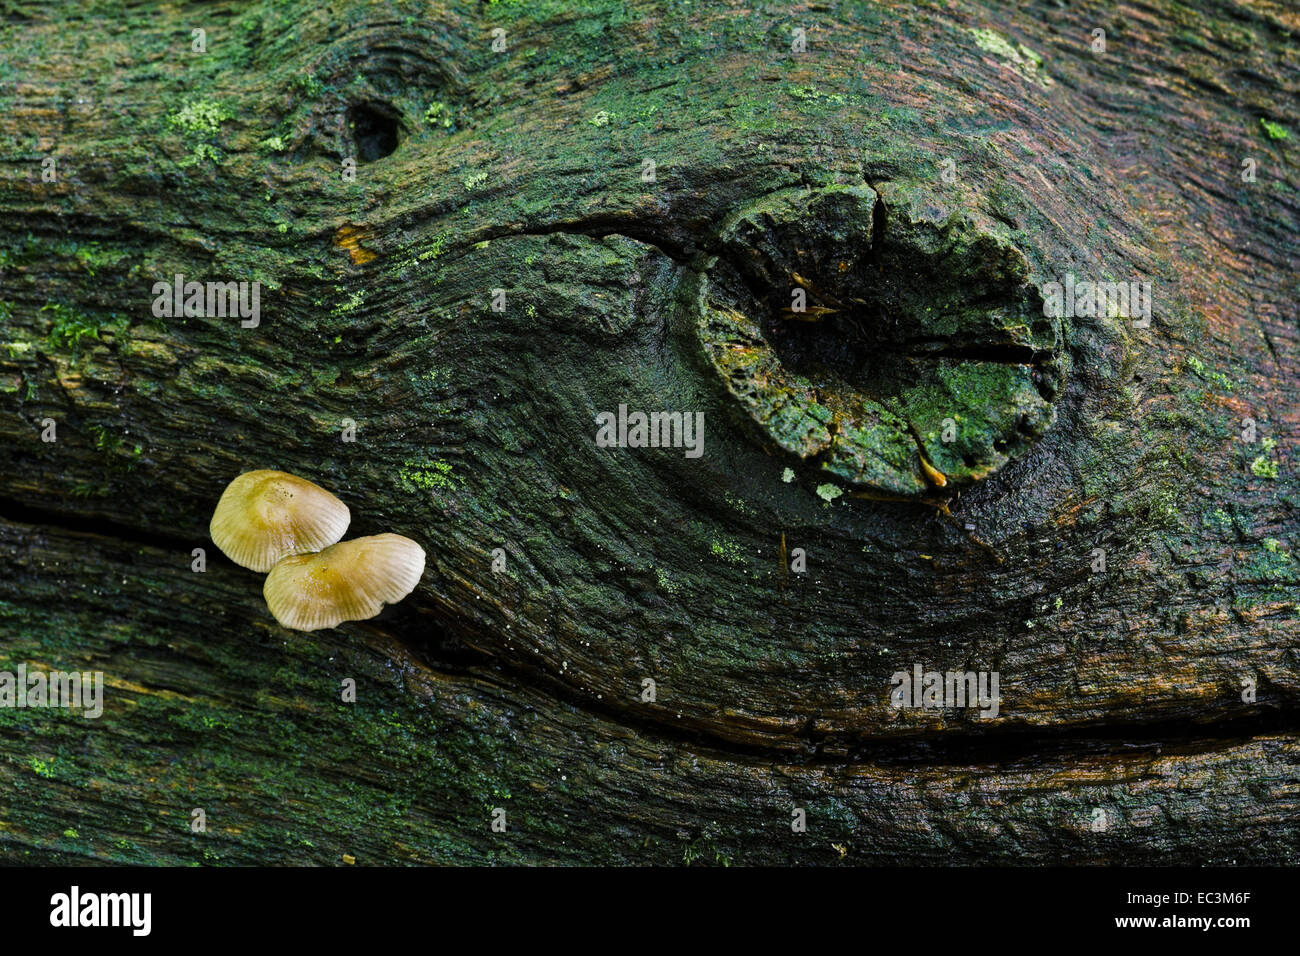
[
  {"left": 262, "top": 533, "right": 426, "bottom": 631},
  {"left": 209, "top": 470, "right": 351, "bottom": 572}
]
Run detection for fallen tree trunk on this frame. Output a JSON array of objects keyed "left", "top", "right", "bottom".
[{"left": 0, "top": 0, "right": 1297, "bottom": 864}]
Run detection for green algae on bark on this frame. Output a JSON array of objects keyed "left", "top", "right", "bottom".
[{"left": 0, "top": 0, "right": 1297, "bottom": 867}]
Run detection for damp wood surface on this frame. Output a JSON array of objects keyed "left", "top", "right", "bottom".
[{"left": 0, "top": 0, "right": 1297, "bottom": 864}]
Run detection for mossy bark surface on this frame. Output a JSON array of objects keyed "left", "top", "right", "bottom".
[{"left": 0, "top": 0, "right": 1298, "bottom": 864}]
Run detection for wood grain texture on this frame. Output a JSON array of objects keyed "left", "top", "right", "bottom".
[{"left": 0, "top": 0, "right": 1296, "bottom": 864}]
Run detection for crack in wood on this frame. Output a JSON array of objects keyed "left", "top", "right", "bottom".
[{"left": 3, "top": 500, "right": 1297, "bottom": 769}]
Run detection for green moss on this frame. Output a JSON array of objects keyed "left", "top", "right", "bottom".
[
  {"left": 1250, "top": 455, "right": 1279, "bottom": 479},
  {"left": 291, "top": 72, "right": 323, "bottom": 98},
  {"left": 425, "top": 101, "right": 454, "bottom": 129},
  {"left": 710, "top": 539, "right": 746, "bottom": 565},
  {"left": 73, "top": 242, "right": 130, "bottom": 276},
  {"left": 788, "top": 85, "right": 847, "bottom": 106},
  {"left": 1185, "top": 354, "right": 1234, "bottom": 391},
  {"left": 723, "top": 492, "right": 749, "bottom": 514},
  {"left": 1240, "top": 539, "right": 1296, "bottom": 585},
  {"left": 90, "top": 424, "right": 118, "bottom": 452},
  {"left": 389, "top": 233, "right": 451, "bottom": 279},
  {"left": 168, "top": 98, "right": 231, "bottom": 136},
  {"left": 1260, "top": 118, "right": 1289, "bottom": 141},
  {"left": 1145, "top": 487, "right": 1182, "bottom": 529},
  {"left": 330, "top": 288, "right": 365, "bottom": 318},
  {"left": 682, "top": 838, "right": 733, "bottom": 867},
  {"left": 1203, "top": 508, "right": 1234, "bottom": 533},
  {"left": 399, "top": 459, "right": 461, "bottom": 492},
  {"left": 167, "top": 97, "right": 233, "bottom": 167},
  {"left": 42, "top": 302, "right": 102, "bottom": 355},
  {"left": 654, "top": 568, "right": 682, "bottom": 595}
]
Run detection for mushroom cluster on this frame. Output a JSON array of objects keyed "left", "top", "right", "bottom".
[{"left": 209, "top": 470, "right": 425, "bottom": 631}]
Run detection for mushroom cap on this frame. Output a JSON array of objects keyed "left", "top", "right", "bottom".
[
  {"left": 262, "top": 533, "right": 426, "bottom": 632},
  {"left": 210, "top": 470, "right": 351, "bottom": 572}
]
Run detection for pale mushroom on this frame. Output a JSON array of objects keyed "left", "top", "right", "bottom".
[
  {"left": 263, "top": 533, "right": 426, "bottom": 631},
  {"left": 209, "top": 470, "right": 351, "bottom": 572}
]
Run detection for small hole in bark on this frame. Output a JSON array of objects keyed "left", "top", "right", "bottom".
[{"left": 347, "top": 103, "right": 401, "bottom": 162}]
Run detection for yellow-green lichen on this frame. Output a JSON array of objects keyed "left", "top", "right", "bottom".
[
  {"left": 816, "top": 483, "right": 843, "bottom": 503},
  {"left": 970, "top": 28, "right": 1053, "bottom": 89},
  {"left": 166, "top": 97, "right": 234, "bottom": 167},
  {"left": 1250, "top": 454, "right": 1279, "bottom": 479},
  {"left": 425, "top": 101, "right": 454, "bottom": 128}
]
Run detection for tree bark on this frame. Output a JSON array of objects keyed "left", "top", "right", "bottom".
[{"left": 0, "top": 0, "right": 1297, "bottom": 864}]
